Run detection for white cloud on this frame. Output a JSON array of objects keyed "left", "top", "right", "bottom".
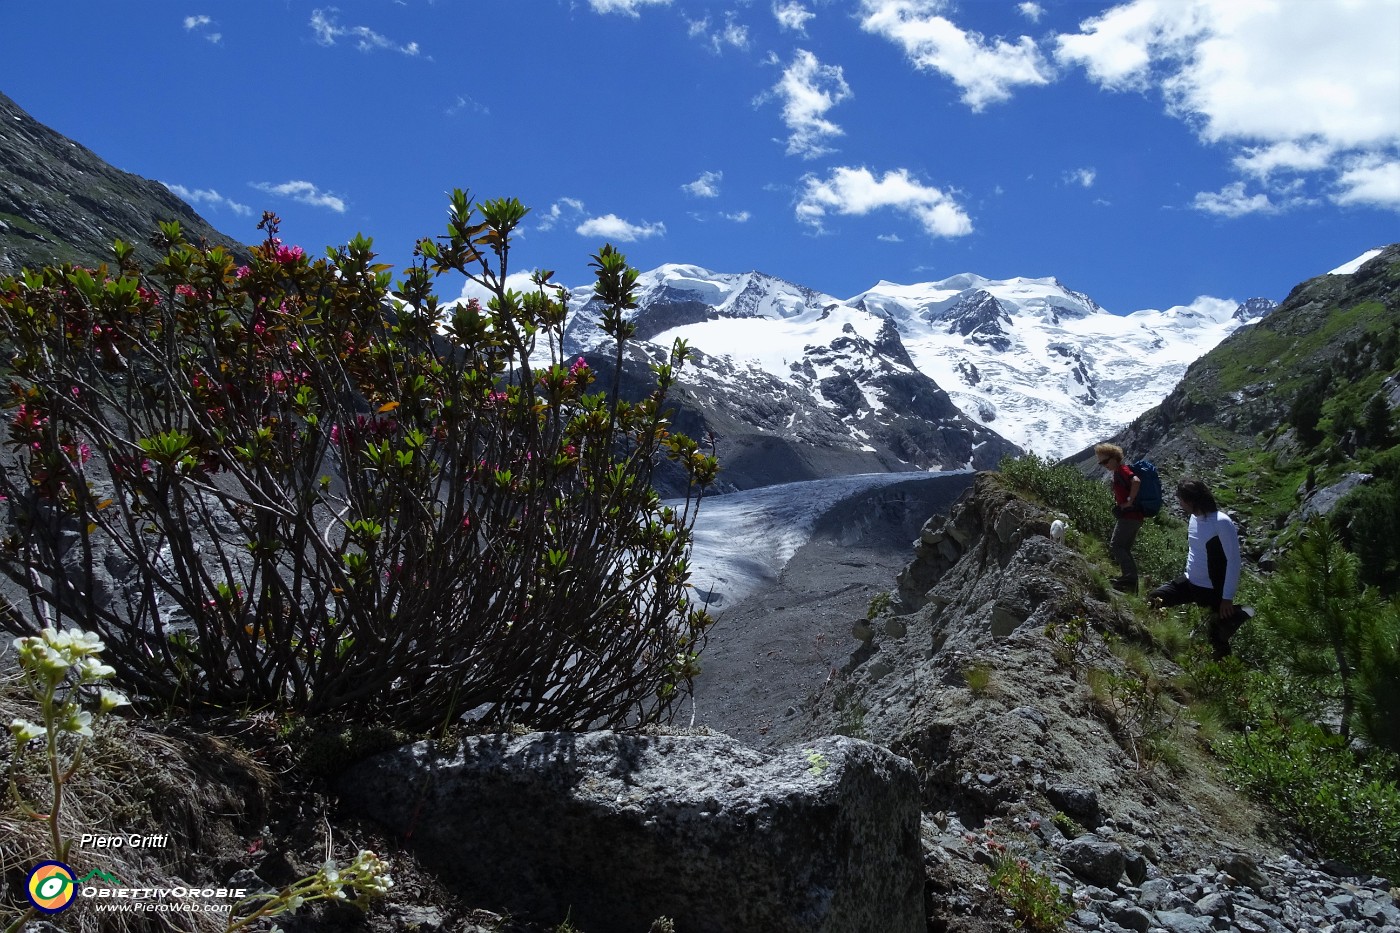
[
  {"left": 877, "top": 232, "right": 904, "bottom": 243},
  {"left": 682, "top": 171, "right": 723, "bottom": 198},
  {"left": 453, "top": 271, "right": 544, "bottom": 308},
  {"left": 721, "top": 210, "right": 752, "bottom": 223},
  {"left": 183, "top": 14, "right": 220, "bottom": 43},
  {"left": 766, "top": 49, "right": 853, "bottom": 159},
  {"left": 859, "top": 0, "right": 1053, "bottom": 111},
  {"left": 576, "top": 214, "right": 666, "bottom": 242},
  {"left": 1017, "top": 2, "right": 1043, "bottom": 23},
  {"left": 445, "top": 94, "right": 490, "bottom": 117},
  {"left": 1065, "top": 167, "right": 1097, "bottom": 188},
  {"left": 1053, "top": 1, "right": 1210, "bottom": 90},
  {"left": 164, "top": 182, "right": 252, "bottom": 217},
  {"left": 1056, "top": 0, "right": 1400, "bottom": 213},
  {"left": 589, "top": 0, "right": 670, "bottom": 17},
  {"left": 1334, "top": 156, "right": 1400, "bottom": 209},
  {"left": 796, "top": 166, "right": 972, "bottom": 237},
  {"left": 310, "top": 8, "right": 420, "bottom": 56},
  {"left": 536, "top": 197, "right": 586, "bottom": 232},
  {"left": 1192, "top": 182, "right": 1276, "bottom": 218},
  {"left": 687, "top": 12, "right": 750, "bottom": 54},
  {"left": 250, "top": 180, "right": 347, "bottom": 213},
  {"left": 1233, "top": 140, "right": 1335, "bottom": 178},
  {"left": 773, "top": 1, "right": 814, "bottom": 34}
]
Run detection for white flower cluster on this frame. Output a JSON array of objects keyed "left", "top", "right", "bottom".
[
  {"left": 341, "top": 850, "right": 394, "bottom": 899},
  {"left": 8, "top": 627, "right": 129, "bottom": 742}
]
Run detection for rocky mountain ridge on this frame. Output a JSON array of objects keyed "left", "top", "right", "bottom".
[
  {"left": 565, "top": 263, "right": 1276, "bottom": 463},
  {"left": 1106, "top": 243, "right": 1399, "bottom": 469},
  {"left": 0, "top": 91, "right": 249, "bottom": 275}
]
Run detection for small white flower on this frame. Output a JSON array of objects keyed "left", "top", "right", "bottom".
[
  {"left": 9, "top": 718, "right": 44, "bottom": 742},
  {"left": 79, "top": 657, "right": 117, "bottom": 681},
  {"left": 99, "top": 689, "right": 130, "bottom": 713},
  {"left": 61, "top": 709, "right": 94, "bottom": 737}
]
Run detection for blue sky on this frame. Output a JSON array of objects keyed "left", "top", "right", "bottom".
[{"left": 3, "top": 0, "right": 1397, "bottom": 313}]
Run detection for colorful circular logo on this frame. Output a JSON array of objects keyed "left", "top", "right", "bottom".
[{"left": 26, "top": 861, "right": 77, "bottom": 913}]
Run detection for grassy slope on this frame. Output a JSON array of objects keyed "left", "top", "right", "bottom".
[{"left": 1113, "top": 245, "right": 1400, "bottom": 537}]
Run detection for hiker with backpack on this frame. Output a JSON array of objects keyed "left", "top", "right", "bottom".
[
  {"left": 1095, "top": 443, "right": 1160, "bottom": 593},
  {"left": 1148, "top": 478, "right": 1253, "bottom": 660}
]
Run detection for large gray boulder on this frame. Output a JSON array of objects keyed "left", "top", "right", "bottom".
[{"left": 338, "top": 731, "right": 924, "bottom": 933}]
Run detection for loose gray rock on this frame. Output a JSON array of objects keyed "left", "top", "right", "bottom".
[
  {"left": 1103, "top": 900, "right": 1152, "bottom": 933},
  {"left": 1047, "top": 783, "right": 1103, "bottom": 828},
  {"left": 1194, "top": 890, "right": 1233, "bottom": 919},
  {"left": 1218, "top": 852, "right": 1269, "bottom": 893},
  {"left": 1060, "top": 833, "right": 1125, "bottom": 888},
  {"left": 1122, "top": 848, "right": 1149, "bottom": 886},
  {"left": 1153, "top": 910, "right": 1215, "bottom": 933},
  {"left": 339, "top": 731, "right": 924, "bottom": 933}
]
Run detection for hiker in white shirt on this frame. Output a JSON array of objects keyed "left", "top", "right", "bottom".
[{"left": 1148, "top": 478, "right": 1253, "bottom": 659}]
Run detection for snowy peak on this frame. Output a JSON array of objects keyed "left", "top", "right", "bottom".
[
  {"left": 565, "top": 264, "right": 1264, "bottom": 460},
  {"left": 1233, "top": 297, "right": 1278, "bottom": 322},
  {"left": 851, "top": 273, "right": 1103, "bottom": 332},
  {"left": 1328, "top": 248, "right": 1385, "bottom": 276},
  {"left": 565, "top": 265, "right": 837, "bottom": 349},
  {"left": 636, "top": 264, "right": 835, "bottom": 320}
]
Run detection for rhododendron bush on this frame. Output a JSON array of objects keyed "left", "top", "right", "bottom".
[{"left": 0, "top": 191, "right": 717, "bottom": 731}]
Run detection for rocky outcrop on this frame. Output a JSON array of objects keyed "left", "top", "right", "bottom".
[
  {"left": 895, "top": 473, "right": 1066, "bottom": 636},
  {"left": 784, "top": 472, "right": 1397, "bottom": 928},
  {"left": 338, "top": 730, "right": 925, "bottom": 933}
]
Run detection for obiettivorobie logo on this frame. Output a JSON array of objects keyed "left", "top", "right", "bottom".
[
  {"left": 25, "top": 860, "right": 243, "bottom": 916},
  {"left": 25, "top": 862, "right": 117, "bottom": 913},
  {"left": 26, "top": 862, "right": 75, "bottom": 913}
]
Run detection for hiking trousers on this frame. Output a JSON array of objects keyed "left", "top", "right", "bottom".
[
  {"left": 1110, "top": 517, "right": 1143, "bottom": 581},
  {"left": 1150, "top": 575, "right": 1248, "bottom": 659}
]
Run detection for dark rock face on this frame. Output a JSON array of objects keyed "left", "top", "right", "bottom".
[
  {"left": 1232, "top": 297, "right": 1278, "bottom": 322},
  {"left": 339, "top": 731, "right": 925, "bottom": 933},
  {"left": 943, "top": 290, "right": 1013, "bottom": 351},
  {"left": 0, "top": 91, "right": 249, "bottom": 275},
  {"left": 627, "top": 291, "right": 717, "bottom": 341},
  {"left": 584, "top": 340, "right": 1018, "bottom": 496},
  {"left": 1046, "top": 782, "right": 1104, "bottom": 828}
]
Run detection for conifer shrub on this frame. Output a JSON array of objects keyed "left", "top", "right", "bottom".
[
  {"left": 1256, "top": 518, "right": 1400, "bottom": 751},
  {"left": 0, "top": 191, "right": 717, "bottom": 732}
]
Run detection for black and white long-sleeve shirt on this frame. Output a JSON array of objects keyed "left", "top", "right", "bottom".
[{"left": 1184, "top": 510, "right": 1242, "bottom": 601}]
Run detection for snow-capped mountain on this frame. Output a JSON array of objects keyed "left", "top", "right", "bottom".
[
  {"left": 565, "top": 265, "right": 1275, "bottom": 462},
  {"left": 566, "top": 266, "right": 1020, "bottom": 491},
  {"left": 851, "top": 273, "right": 1274, "bottom": 455}
]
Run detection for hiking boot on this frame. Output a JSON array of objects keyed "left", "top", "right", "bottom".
[
  {"left": 1220, "top": 606, "right": 1254, "bottom": 641},
  {"left": 1111, "top": 576, "right": 1138, "bottom": 593},
  {"left": 1209, "top": 607, "right": 1254, "bottom": 659}
]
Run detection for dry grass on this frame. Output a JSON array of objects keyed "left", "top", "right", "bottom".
[{"left": 1, "top": 669, "right": 275, "bottom": 932}]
